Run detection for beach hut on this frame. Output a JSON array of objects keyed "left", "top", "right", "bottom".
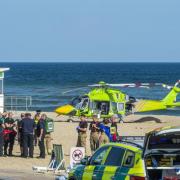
[{"left": 0, "top": 68, "right": 10, "bottom": 113}]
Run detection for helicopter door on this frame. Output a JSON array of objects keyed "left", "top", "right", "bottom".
[
  {"left": 117, "top": 103, "right": 125, "bottom": 112},
  {"left": 92, "top": 101, "right": 110, "bottom": 115}
]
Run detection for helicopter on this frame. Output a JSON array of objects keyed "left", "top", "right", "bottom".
[{"left": 55, "top": 80, "right": 180, "bottom": 120}]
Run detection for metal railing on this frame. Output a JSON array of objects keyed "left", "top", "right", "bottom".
[{"left": 4, "top": 95, "right": 32, "bottom": 111}]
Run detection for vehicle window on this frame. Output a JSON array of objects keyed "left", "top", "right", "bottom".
[
  {"left": 148, "top": 134, "right": 180, "bottom": 149},
  {"left": 92, "top": 101, "right": 110, "bottom": 115},
  {"left": 117, "top": 103, "right": 124, "bottom": 111},
  {"left": 123, "top": 150, "right": 135, "bottom": 167},
  {"left": 90, "top": 146, "right": 109, "bottom": 165},
  {"left": 111, "top": 102, "right": 118, "bottom": 113},
  {"left": 104, "top": 147, "right": 125, "bottom": 166}
]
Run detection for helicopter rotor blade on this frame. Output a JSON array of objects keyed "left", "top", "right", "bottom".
[
  {"left": 62, "top": 87, "right": 88, "bottom": 94},
  {"left": 106, "top": 83, "right": 163, "bottom": 88},
  {"left": 88, "top": 84, "right": 101, "bottom": 87}
]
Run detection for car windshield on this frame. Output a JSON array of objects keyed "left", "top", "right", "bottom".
[{"left": 148, "top": 134, "right": 180, "bottom": 149}]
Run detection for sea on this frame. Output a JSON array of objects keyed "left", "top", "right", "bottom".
[{"left": 0, "top": 62, "right": 180, "bottom": 115}]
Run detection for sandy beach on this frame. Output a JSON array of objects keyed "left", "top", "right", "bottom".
[{"left": 0, "top": 112, "right": 180, "bottom": 179}]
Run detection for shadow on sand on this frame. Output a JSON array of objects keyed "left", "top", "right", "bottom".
[{"left": 127, "top": 116, "right": 162, "bottom": 123}]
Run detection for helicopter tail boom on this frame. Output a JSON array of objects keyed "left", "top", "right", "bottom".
[{"left": 162, "top": 80, "right": 180, "bottom": 106}]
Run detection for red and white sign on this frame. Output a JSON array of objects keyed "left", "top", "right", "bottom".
[{"left": 70, "top": 147, "right": 85, "bottom": 167}]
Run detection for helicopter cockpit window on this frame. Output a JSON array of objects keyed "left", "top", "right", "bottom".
[
  {"left": 80, "top": 98, "right": 89, "bottom": 110},
  {"left": 71, "top": 97, "right": 81, "bottom": 107},
  {"left": 92, "top": 101, "right": 110, "bottom": 115},
  {"left": 71, "top": 96, "right": 89, "bottom": 110}
]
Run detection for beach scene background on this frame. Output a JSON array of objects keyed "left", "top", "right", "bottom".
[{"left": 1, "top": 62, "right": 180, "bottom": 115}]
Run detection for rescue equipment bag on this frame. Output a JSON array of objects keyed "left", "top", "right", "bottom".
[{"left": 45, "top": 118, "right": 54, "bottom": 133}]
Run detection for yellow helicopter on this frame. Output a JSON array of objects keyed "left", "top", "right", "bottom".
[{"left": 55, "top": 80, "right": 180, "bottom": 119}]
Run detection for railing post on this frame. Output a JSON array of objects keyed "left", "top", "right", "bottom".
[
  {"left": 26, "top": 96, "right": 27, "bottom": 111},
  {"left": 11, "top": 96, "right": 13, "bottom": 111}
]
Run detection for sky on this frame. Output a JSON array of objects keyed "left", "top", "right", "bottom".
[{"left": 0, "top": 0, "right": 180, "bottom": 62}]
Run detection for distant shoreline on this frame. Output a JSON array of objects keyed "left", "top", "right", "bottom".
[{"left": 1, "top": 61, "right": 180, "bottom": 64}]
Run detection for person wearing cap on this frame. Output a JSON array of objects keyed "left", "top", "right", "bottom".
[
  {"left": 110, "top": 114, "right": 119, "bottom": 142},
  {"left": 0, "top": 113, "right": 5, "bottom": 156},
  {"left": 89, "top": 114, "right": 100, "bottom": 154},
  {"left": 22, "top": 113, "right": 35, "bottom": 158},
  {"left": 76, "top": 114, "right": 88, "bottom": 152}
]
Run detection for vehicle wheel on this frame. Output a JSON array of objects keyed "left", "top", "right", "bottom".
[{"left": 67, "top": 118, "right": 74, "bottom": 123}]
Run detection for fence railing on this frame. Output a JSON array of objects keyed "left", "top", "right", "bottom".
[{"left": 4, "top": 95, "right": 32, "bottom": 111}]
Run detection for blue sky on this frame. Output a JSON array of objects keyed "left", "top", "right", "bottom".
[{"left": 0, "top": 0, "right": 180, "bottom": 62}]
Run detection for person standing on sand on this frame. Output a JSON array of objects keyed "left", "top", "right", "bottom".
[
  {"left": 4, "top": 112, "right": 17, "bottom": 156},
  {"left": 37, "top": 114, "right": 46, "bottom": 159},
  {"left": 99, "top": 118, "right": 110, "bottom": 146},
  {"left": 17, "top": 113, "right": 25, "bottom": 157},
  {"left": 22, "top": 113, "right": 35, "bottom": 158},
  {"left": 110, "top": 114, "right": 118, "bottom": 142},
  {"left": 76, "top": 114, "right": 88, "bottom": 152},
  {"left": 44, "top": 115, "right": 53, "bottom": 155},
  {"left": 89, "top": 114, "right": 100, "bottom": 154},
  {"left": 34, "top": 113, "right": 41, "bottom": 146},
  {"left": 0, "top": 113, "right": 5, "bottom": 157}
]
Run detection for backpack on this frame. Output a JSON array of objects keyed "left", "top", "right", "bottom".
[{"left": 45, "top": 118, "right": 54, "bottom": 133}]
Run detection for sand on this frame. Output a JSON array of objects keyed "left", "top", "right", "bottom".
[{"left": 0, "top": 111, "right": 180, "bottom": 179}]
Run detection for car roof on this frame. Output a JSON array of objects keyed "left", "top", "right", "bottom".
[
  {"left": 147, "top": 126, "right": 180, "bottom": 135},
  {"left": 102, "top": 142, "right": 142, "bottom": 153}
]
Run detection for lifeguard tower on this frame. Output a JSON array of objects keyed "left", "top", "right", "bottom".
[{"left": 0, "top": 68, "right": 10, "bottom": 113}]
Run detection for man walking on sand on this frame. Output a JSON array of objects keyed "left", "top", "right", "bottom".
[
  {"left": 89, "top": 114, "right": 100, "bottom": 154},
  {"left": 76, "top": 114, "right": 88, "bottom": 152}
]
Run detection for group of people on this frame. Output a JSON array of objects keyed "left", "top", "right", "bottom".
[
  {"left": 76, "top": 114, "right": 119, "bottom": 154},
  {"left": 0, "top": 111, "right": 53, "bottom": 159}
]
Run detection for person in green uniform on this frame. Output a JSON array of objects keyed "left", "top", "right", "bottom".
[
  {"left": 4, "top": 112, "right": 17, "bottom": 156},
  {"left": 0, "top": 113, "right": 5, "bottom": 156}
]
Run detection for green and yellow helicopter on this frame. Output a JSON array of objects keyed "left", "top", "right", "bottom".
[{"left": 55, "top": 80, "right": 180, "bottom": 119}]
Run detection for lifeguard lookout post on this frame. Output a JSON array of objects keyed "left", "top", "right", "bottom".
[{"left": 0, "top": 68, "right": 10, "bottom": 113}]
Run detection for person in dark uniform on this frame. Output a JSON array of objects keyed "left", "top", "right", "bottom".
[
  {"left": 17, "top": 113, "right": 25, "bottom": 156},
  {"left": 4, "top": 112, "right": 17, "bottom": 156},
  {"left": 22, "top": 113, "right": 35, "bottom": 158},
  {"left": 0, "top": 113, "right": 5, "bottom": 157},
  {"left": 37, "top": 113, "right": 46, "bottom": 159},
  {"left": 76, "top": 114, "right": 88, "bottom": 152}
]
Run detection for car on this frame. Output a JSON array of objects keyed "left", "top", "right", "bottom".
[
  {"left": 68, "top": 142, "right": 145, "bottom": 180},
  {"left": 144, "top": 126, "right": 180, "bottom": 180}
]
